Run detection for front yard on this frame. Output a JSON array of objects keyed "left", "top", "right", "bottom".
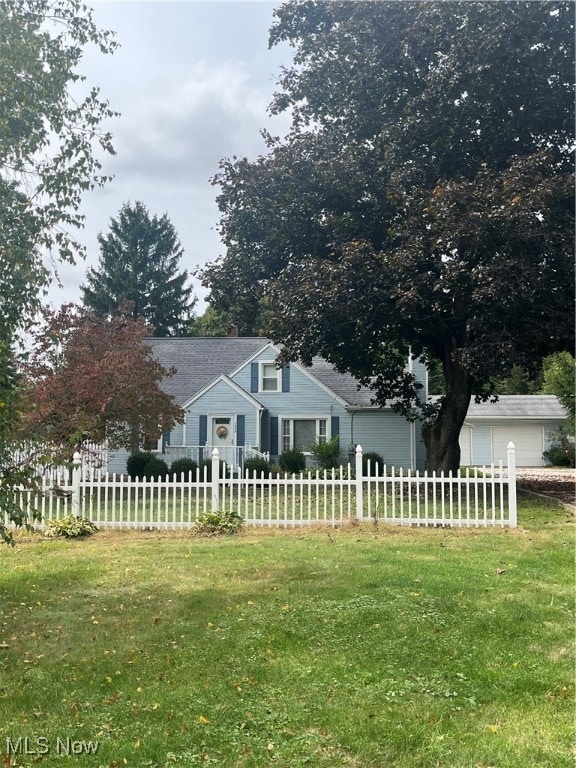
[{"left": 0, "top": 498, "right": 573, "bottom": 767}]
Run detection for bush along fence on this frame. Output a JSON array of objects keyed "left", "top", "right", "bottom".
[{"left": 6, "top": 444, "right": 518, "bottom": 531}]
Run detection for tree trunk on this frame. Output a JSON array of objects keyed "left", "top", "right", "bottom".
[{"left": 423, "top": 351, "right": 472, "bottom": 474}]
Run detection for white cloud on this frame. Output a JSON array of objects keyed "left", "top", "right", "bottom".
[{"left": 44, "top": 1, "right": 293, "bottom": 313}]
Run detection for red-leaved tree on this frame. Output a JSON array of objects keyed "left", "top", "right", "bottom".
[{"left": 20, "top": 304, "right": 182, "bottom": 452}]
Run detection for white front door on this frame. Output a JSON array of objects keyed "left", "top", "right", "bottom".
[{"left": 212, "top": 416, "right": 234, "bottom": 466}]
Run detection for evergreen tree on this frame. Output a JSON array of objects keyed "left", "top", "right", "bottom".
[{"left": 82, "top": 201, "right": 196, "bottom": 336}]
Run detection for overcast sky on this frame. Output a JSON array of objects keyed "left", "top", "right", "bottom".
[{"left": 47, "top": 0, "right": 293, "bottom": 312}]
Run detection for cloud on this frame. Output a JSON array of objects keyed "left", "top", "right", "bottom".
[
  {"left": 112, "top": 59, "right": 282, "bottom": 186},
  {"left": 43, "top": 1, "right": 294, "bottom": 311}
]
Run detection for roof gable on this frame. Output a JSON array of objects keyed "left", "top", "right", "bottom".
[{"left": 182, "top": 374, "right": 264, "bottom": 410}]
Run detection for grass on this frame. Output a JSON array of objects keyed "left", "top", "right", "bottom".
[{"left": 0, "top": 497, "right": 573, "bottom": 767}]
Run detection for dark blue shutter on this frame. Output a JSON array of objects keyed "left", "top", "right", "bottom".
[
  {"left": 199, "top": 415, "right": 208, "bottom": 445},
  {"left": 251, "top": 362, "right": 258, "bottom": 393},
  {"left": 281, "top": 364, "right": 290, "bottom": 392},
  {"left": 236, "top": 415, "right": 245, "bottom": 447},
  {"left": 270, "top": 416, "right": 279, "bottom": 456},
  {"left": 162, "top": 431, "right": 171, "bottom": 452},
  {"left": 331, "top": 416, "right": 340, "bottom": 438}
]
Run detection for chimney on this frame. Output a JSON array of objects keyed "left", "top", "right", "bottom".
[{"left": 227, "top": 324, "right": 239, "bottom": 337}]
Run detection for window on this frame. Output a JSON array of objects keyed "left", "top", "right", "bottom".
[
  {"left": 251, "top": 361, "right": 289, "bottom": 393},
  {"left": 281, "top": 418, "right": 328, "bottom": 452},
  {"left": 261, "top": 363, "right": 280, "bottom": 392}
]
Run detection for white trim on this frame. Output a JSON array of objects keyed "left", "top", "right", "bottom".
[
  {"left": 228, "top": 342, "right": 281, "bottom": 378},
  {"left": 289, "top": 363, "right": 349, "bottom": 407},
  {"left": 259, "top": 361, "right": 282, "bottom": 393}
]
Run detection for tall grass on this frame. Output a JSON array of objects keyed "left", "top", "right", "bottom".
[{"left": 0, "top": 498, "right": 573, "bottom": 767}]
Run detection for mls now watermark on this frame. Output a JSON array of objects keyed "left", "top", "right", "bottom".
[{"left": 6, "top": 736, "right": 100, "bottom": 756}]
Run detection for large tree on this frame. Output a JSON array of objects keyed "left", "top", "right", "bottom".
[
  {"left": 202, "top": 1, "right": 575, "bottom": 472},
  {"left": 541, "top": 352, "right": 575, "bottom": 433},
  {"left": 20, "top": 305, "right": 183, "bottom": 450},
  {"left": 0, "top": 0, "right": 117, "bottom": 541},
  {"left": 82, "top": 201, "right": 196, "bottom": 336}
]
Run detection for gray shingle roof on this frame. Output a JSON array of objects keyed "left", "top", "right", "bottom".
[
  {"left": 145, "top": 337, "right": 270, "bottom": 406},
  {"left": 146, "top": 338, "right": 566, "bottom": 420},
  {"left": 306, "top": 357, "right": 376, "bottom": 407},
  {"left": 464, "top": 395, "right": 566, "bottom": 420}
]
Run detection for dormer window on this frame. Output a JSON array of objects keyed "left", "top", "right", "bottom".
[
  {"left": 250, "top": 361, "right": 290, "bottom": 393},
  {"left": 261, "top": 363, "right": 280, "bottom": 392}
]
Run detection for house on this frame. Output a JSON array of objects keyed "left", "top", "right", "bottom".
[
  {"left": 108, "top": 337, "right": 428, "bottom": 473},
  {"left": 104, "top": 337, "right": 570, "bottom": 474},
  {"left": 459, "top": 395, "right": 568, "bottom": 467}
]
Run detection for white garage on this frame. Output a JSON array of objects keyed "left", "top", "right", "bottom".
[
  {"left": 459, "top": 396, "right": 568, "bottom": 467},
  {"left": 492, "top": 426, "right": 544, "bottom": 466}
]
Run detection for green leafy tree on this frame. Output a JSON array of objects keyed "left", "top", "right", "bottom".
[
  {"left": 0, "top": 0, "right": 117, "bottom": 543},
  {"left": 202, "top": 1, "right": 575, "bottom": 472},
  {"left": 541, "top": 352, "right": 575, "bottom": 433},
  {"left": 494, "top": 365, "right": 540, "bottom": 396},
  {"left": 82, "top": 201, "right": 196, "bottom": 336},
  {"left": 187, "top": 304, "right": 261, "bottom": 337},
  {"left": 187, "top": 305, "right": 236, "bottom": 337}
]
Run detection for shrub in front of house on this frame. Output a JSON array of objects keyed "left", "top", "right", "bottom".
[
  {"left": 142, "top": 457, "right": 169, "bottom": 478},
  {"left": 126, "top": 451, "right": 155, "bottom": 479},
  {"left": 199, "top": 458, "right": 212, "bottom": 481},
  {"left": 279, "top": 448, "right": 306, "bottom": 474},
  {"left": 170, "top": 458, "right": 199, "bottom": 479},
  {"left": 243, "top": 457, "right": 272, "bottom": 476},
  {"left": 543, "top": 429, "right": 575, "bottom": 467},
  {"left": 310, "top": 436, "right": 340, "bottom": 469},
  {"left": 362, "top": 452, "right": 385, "bottom": 476}
]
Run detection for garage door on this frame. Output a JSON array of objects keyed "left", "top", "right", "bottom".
[{"left": 493, "top": 426, "right": 544, "bottom": 467}]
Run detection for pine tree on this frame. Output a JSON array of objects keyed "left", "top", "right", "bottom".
[{"left": 82, "top": 201, "right": 196, "bottom": 336}]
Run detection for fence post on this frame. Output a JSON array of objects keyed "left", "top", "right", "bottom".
[
  {"left": 507, "top": 442, "right": 517, "bottom": 528},
  {"left": 355, "top": 444, "right": 363, "bottom": 520},
  {"left": 211, "top": 448, "right": 220, "bottom": 512},
  {"left": 71, "top": 451, "right": 82, "bottom": 517}
]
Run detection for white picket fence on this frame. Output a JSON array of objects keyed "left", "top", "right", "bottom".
[{"left": 5, "top": 444, "right": 518, "bottom": 531}]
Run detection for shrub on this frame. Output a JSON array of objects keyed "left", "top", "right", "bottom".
[
  {"left": 279, "top": 448, "right": 306, "bottom": 474},
  {"left": 362, "top": 452, "right": 385, "bottom": 476},
  {"left": 126, "top": 451, "right": 155, "bottom": 479},
  {"left": 195, "top": 510, "right": 243, "bottom": 536},
  {"left": 243, "top": 457, "right": 272, "bottom": 476},
  {"left": 45, "top": 515, "right": 98, "bottom": 538},
  {"left": 310, "top": 436, "right": 340, "bottom": 469},
  {"left": 200, "top": 458, "right": 212, "bottom": 481},
  {"left": 170, "top": 458, "right": 199, "bottom": 479},
  {"left": 142, "top": 457, "right": 169, "bottom": 478},
  {"left": 544, "top": 430, "right": 575, "bottom": 467}
]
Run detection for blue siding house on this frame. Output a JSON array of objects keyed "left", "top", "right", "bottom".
[{"left": 109, "top": 337, "right": 428, "bottom": 473}]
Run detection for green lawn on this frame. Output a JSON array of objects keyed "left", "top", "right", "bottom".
[{"left": 0, "top": 498, "right": 573, "bottom": 767}]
